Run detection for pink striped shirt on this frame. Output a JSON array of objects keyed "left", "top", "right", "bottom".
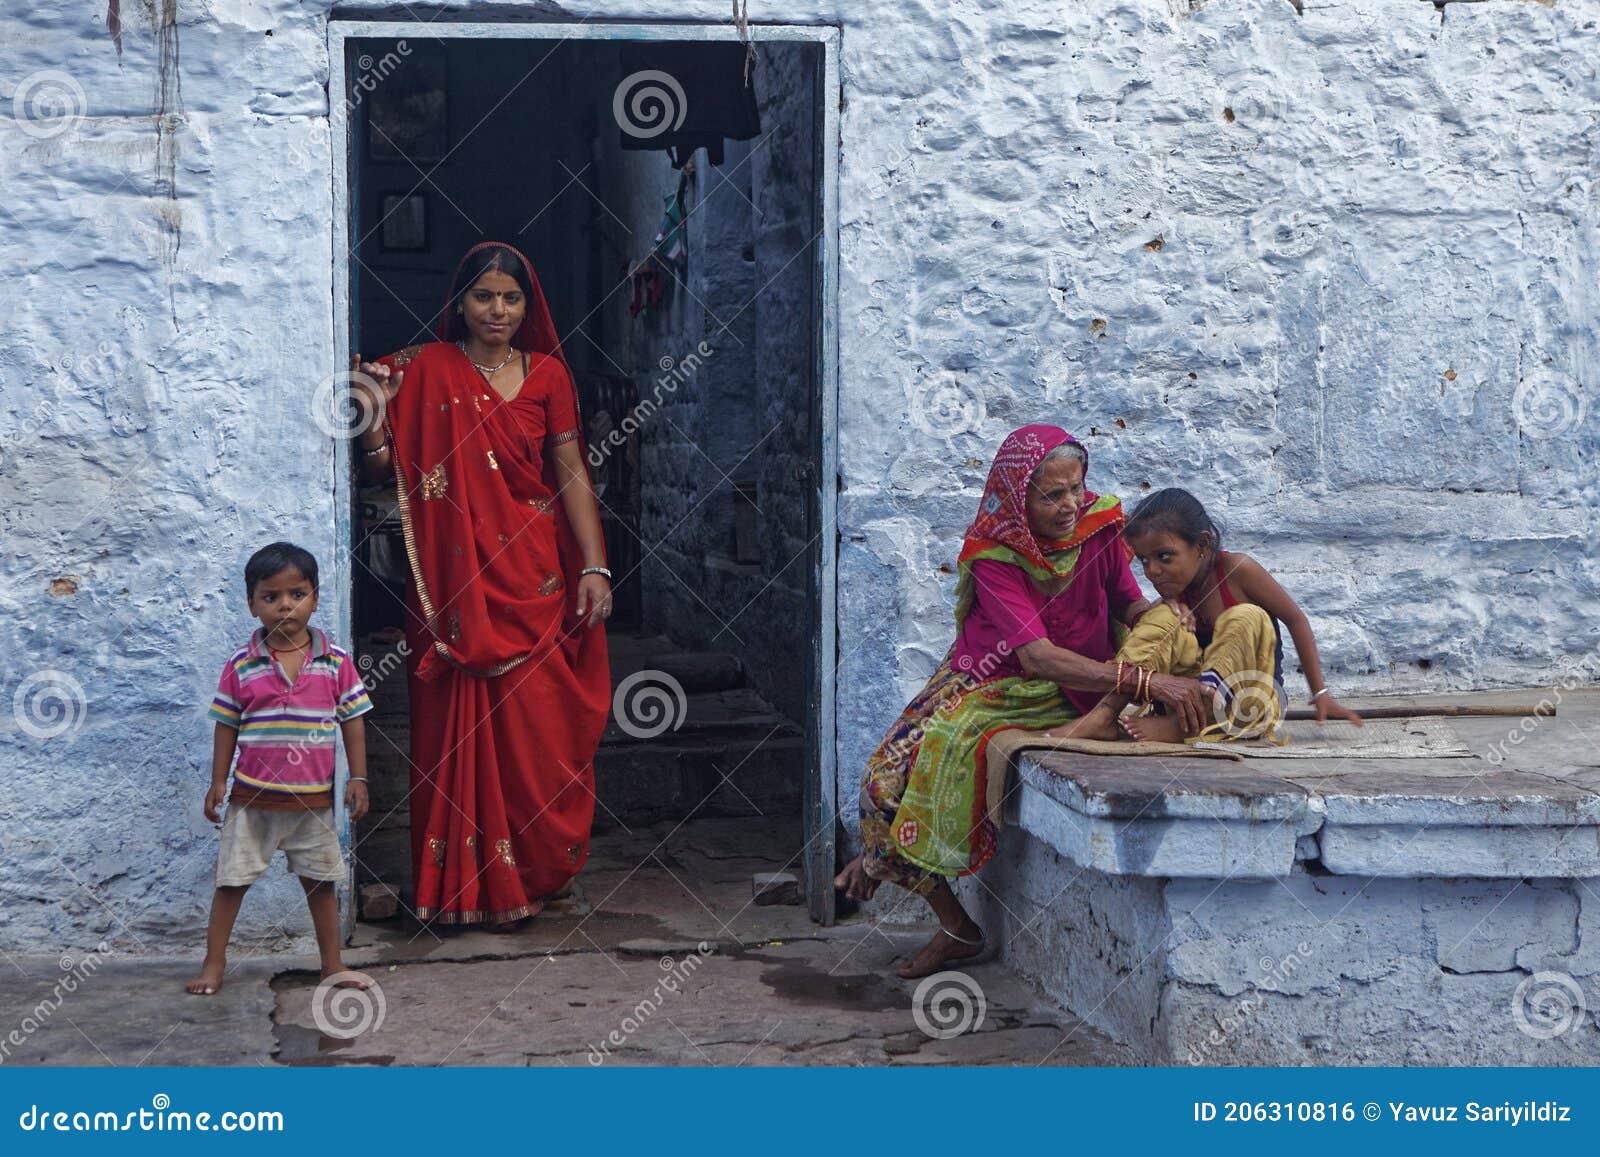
[{"left": 208, "top": 627, "right": 373, "bottom": 798}]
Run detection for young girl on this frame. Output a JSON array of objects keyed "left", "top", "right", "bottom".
[{"left": 1061, "top": 488, "right": 1363, "bottom": 743}]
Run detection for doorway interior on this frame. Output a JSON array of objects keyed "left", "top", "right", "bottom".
[{"left": 330, "top": 23, "right": 840, "bottom": 928}]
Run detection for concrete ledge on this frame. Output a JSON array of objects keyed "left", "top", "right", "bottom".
[{"left": 1008, "top": 690, "right": 1600, "bottom": 880}]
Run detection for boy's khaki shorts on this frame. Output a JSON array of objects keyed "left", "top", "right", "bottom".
[{"left": 216, "top": 804, "right": 344, "bottom": 887}]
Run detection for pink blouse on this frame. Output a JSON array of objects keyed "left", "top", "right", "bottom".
[{"left": 950, "top": 534, "right": 1144, "bottom": 714}]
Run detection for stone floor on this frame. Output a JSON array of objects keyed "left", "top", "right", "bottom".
[{"left": 0, "top": 817, "right": 1133, "bottom": 1067}]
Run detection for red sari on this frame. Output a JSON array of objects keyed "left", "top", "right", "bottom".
[{"left": 376, "top": 243, "right": 610, "bottom": 923}]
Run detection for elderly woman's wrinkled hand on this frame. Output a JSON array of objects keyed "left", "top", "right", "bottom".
[{"left": 1147, "top": 672, "right": 1211, "bottom": 735}]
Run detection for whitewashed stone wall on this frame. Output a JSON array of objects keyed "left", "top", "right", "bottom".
[{"left": 1, "top": 0, "right": 1596, "bottom": 950}]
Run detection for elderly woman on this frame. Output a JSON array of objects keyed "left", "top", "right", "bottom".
[
  {"left": 351, "top": 242, "right": 612, "bottom": 929},
  {"left": 834, "top": 425, "right": 1210, "bottom": 979}
]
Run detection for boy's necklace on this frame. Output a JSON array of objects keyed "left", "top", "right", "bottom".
[{"left": 266, "top": 630, "right": 310, "bottom": 654}]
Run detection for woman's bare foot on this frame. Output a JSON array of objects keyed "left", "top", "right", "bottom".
[
  {"left": 833, "top": 854, "right": 880, "bottom": 902},
  {"left": 185, "top": 957, "right": 226, "bottom": 996},
  {"left": 486, "top": 915, "right": 536, "bottom": 935},
  {"left": 1042, "top": 705, "right": 1121, "bottom": 742},
  {"left": 896, "top": 920, "right": 986, "bottom": 980},
  {"left": 1122, "top": 712, "right": 1189, "bottom": 744}
]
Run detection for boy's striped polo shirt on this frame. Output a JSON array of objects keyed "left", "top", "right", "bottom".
[{"left": 209, "top": 626, "right": 373, "bottom": 807}]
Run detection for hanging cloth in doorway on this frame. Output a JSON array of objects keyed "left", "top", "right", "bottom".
[{"left": 617, "top": 41, "right": 760, "bottom": 168}]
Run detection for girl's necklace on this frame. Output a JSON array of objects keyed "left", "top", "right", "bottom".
[{"left": 458, "top": 341, "right": 516, "bottom": 378}]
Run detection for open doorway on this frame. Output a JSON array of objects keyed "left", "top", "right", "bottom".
[{"left": 332, "top": 24, "right": 839, "bottom": 929}]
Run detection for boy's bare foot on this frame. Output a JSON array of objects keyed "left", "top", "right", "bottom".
[
  {"left": 1122, "top": 712, "right": 1189, "bottom": 744},
  {"left": 1042, "top": 705, "right": 1121, "bottom": 742},
  {"left": 896, "top": 920, "right": 986, "bottom": 980},
  {"left": 833, "top": 853, "right": 880, "bottom": 902},
  {"left": 185, "top": 957, "right": 226, "bottom": 995},
  {"left": 320, "top": 968, "right": 372, "bottom": 990}
]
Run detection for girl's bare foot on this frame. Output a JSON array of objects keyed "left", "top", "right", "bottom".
[
  {"left": 185, "top": 957, "right": 226, "bottom": 995},
  {"left": 1042, "top": 705, "right": 1121, "bottom": 742},
  {"left": 1122, "top": 712, "right": 1189, "bottom": 744},
  {"left": 833, "top": 854, "right": 880, "bottom": 902},
  {"left": 896, "top": 920, "right": 986, "bottom": 980}
]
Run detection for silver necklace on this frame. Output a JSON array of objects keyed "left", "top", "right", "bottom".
[{"left": 458, "top": 341, "right": 516, "bottom": 377}]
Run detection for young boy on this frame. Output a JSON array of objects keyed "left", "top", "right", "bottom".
[{"left": 186, "top": 542, "right": 373, "bottom": 995}]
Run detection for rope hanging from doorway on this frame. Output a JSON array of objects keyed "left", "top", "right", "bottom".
[{"left": 733, "top": 0, "right": 754, "bottom": 85}]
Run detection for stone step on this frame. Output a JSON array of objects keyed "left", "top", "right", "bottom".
[
  {"left": 608, "top": 631, "right": 746, "bottom": 694},
  {"left": 592, "top": 732, "right": 806, "bottom": 829}
]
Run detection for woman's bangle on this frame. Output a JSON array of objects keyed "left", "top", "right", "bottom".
[
  {"left": 360, "top": 442, "right": 389, "bottom": 457},
  {"left": 347, "top": 775, "right": 368, "bottom": 783},
  {"left": 1309, "top": 687, "right": 1330, "bottom": 703},
  {"left": 580, "top": 566, "right": 612, "bottom": 580}
]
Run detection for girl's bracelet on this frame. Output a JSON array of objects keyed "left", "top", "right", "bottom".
[
  {"left": 580, "top": 566, "right": 612, "bottom": 580},
  {"left": 1309, "top": 688, "right": 1330, "bottom": 703},
  {"left": 347, "top": 775, "right": 368, "bottom": 783}
]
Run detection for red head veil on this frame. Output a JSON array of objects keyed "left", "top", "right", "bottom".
[{"left": 435, "top": 240, "right": 567, "bottom": 365}]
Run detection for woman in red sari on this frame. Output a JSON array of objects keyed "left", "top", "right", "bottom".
[{"left": 352, "top": 242, "right": 612, "bottom": 929}]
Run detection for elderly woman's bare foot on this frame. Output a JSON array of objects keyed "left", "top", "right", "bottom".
[
  {"left": 833, "top": 854, "right": 880, "bottom": 902},
  {"left": 1042, "top": 705, "right": 1120, "bottom": 742},
  {"left": 1122, "top": 712, "right": 1189, "bottom": 744},
  {"left": 896, "top": 920, "right": 986, "bottom": 980}
]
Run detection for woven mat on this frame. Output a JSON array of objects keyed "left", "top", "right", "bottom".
[{"left": 1192, "top": 715, "right": 1474, "bottom": 759}]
